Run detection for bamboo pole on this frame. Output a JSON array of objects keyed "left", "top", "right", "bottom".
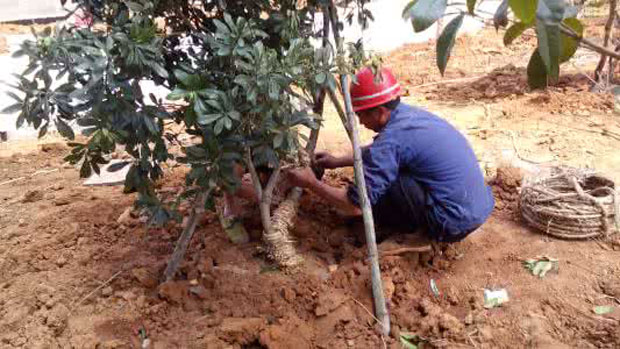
[{"left": 327, "top": 1, "right": 390, "bottom": 336}]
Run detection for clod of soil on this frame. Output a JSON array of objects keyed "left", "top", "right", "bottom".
[{"left": 490, "top": 166, "right": 524, "bottom": 212}]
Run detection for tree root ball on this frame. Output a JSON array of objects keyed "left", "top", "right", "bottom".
[{"left": 263, "top": 195, "right": 303, "bottom": 269}]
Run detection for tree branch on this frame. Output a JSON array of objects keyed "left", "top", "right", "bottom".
[
  {"left": 245, "top": 149, "right": 263, "bottom": 203},
  {"left": 263, "top": 164, "right": 281, "bottom": 205},
  {"left": 326, "top": 85, "right": 353, "bottom": 139},
  {"left": 594, "top": 0, "right": 617, "bottom": 82},
  {"left": 307, "top": 10, "right": 332, "bottom": 154},
  {"left": 560, "top": 23, "right": 620, "bottom": 61}
]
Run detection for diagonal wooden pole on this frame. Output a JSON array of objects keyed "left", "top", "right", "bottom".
[
  {"left": 327, "top": 2, "right": 390, "bottom": 336},
  {"left": 163, "top": 190, "right": 210, "bottom": 282}
]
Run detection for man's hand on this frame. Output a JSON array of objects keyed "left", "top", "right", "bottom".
[
  {"left": 285, "top": 167, "right": 318, "bottom": 189},
  {"left": 315, "top": 152, "right": 341, "bottom": 169}
]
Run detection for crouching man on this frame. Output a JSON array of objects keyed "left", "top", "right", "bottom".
[{"left": 286, "top": 67, "right": 494, "bottom": 243}]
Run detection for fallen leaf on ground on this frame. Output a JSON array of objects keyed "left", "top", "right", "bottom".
[
  {"left": 593, "top": 305, "right": 614, "bottom": 315},
  {"left": 400, "top": 333, "right": 427, "bottom": 349},
  {"left": 523, "top": 256, "right": 559, "bottom": 278}
]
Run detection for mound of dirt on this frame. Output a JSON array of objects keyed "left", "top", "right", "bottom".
[{"left": 490, "top": 166, "right": 524, "bottom": 212}]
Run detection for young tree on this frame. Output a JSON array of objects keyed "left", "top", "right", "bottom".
[{"left": 5, "top": 0, "right": 338, "bottom": 267}]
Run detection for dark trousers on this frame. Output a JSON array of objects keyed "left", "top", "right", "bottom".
[{"left": 371, "top": 173, "right": 474, "bottom": 243}]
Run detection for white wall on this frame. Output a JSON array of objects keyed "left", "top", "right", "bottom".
[
  {"left": 0, "top": 0, "right": 67, "bottom": 22},
  {"left": 324, "top": 0, "right": 501, "bottom": 53}
]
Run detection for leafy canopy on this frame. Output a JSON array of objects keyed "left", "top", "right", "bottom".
[{"left": 6, "top": 0, "right": 369, "bottom": 223}]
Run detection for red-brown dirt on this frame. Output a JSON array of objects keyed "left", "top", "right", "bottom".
[{"left": 3, "top": 8, "right": 620, "bottom": 349}]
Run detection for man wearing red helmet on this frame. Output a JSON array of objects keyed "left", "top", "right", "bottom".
[{"left": 287, "top": 66, "right": 494, "bottom": 243}]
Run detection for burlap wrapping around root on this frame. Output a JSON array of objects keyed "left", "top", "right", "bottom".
[
  {"left": 263, "top": 192, "right": 304, "bottom": 268},
  {"left": 519, "top": 167, "right": 620, "bottom": 239},
  {"left": 261, "top": 149, "right": 310, "bottom": 269}
]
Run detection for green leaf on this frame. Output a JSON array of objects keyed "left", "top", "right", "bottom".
[
  {"left": 197, "top": 114, "right": 221, "bottom": 125},
  {"left": 273, "top": 133, "right": 284, "bottom": 148},
  {"left": 509, "top": 0, "right": 537, "bottom": 24},
  {"left": 399, "top": 333, "right": 426, "bottom": 349},
  {"left": 56, "top": 119, "right": 75, "bottom": 140},
  {"left": 6, "top": 91, "right": 23, "bottom": 103},
  {"left": 214, "top": 118, "right": 225, "bottom": 135},
  {"left": 402, "top": 0, "right": 418, "bottom": 19},
  {"left": 174, "top": 69, "right": 191, "bottom": 85},
  {"left": 409, "top": 0, "right": 447, "bottom": 32},
  {"left": 224, "top": 13, "right": 235, "bottom": 30},
  {"left": 213, "top": 19, "right": 231, "bottom": 35},
  {"left": 315, "top": 72, "right": 327, "bottom": 85},
  {"left": 537, "top": 0, "right": 566, "bottom": 24},
  {"left": 144, "top": 116, "right": 159, "bottom": 135},
  {"left": 80, "top": 158, "right": 92, "bottom": 178},
  {"left": 531, "top": 261, "right": 549, "bottom": 276},
  {"left": 228, "top": 110, "right": 241, "bottom": 121},
  {"left": 194, "top": 98, "right": 208, "bottom": 115},
  {"left": 536, "top": 22, "right": 561, "bottom": 81},
  {"left": 494, "top": 0, "right": 510, "bottom": 30},
  {"left": 436, "top": 14, "right": 465, "bottom": 76},
  {"left": 268, "top": 80, "right": 279, "bottom": 100},
  {"left": 504, "top": 22, "right": 531, "bottom": 46},
  {"left": 167, "top": 88, "right": 188, "bottom": 101},
  {"left": 467, "top": 0, "right": 476, "bottom": 14},
  {"left": 125, "top": 1, "right": 144, "bottom": 12},
  {"left": 527, "top": 49, "right": 548, "bottom": 89},
  {"left": 1, "top": 103, "right": 22, "bottom": 114},
  {"left": 39, "top": 123, "right": 49, "bottom": 138},
  {"left": 16, "top": 113, "right": 25, "bottom": 128},
  {"left": 560, "top": 17, "right": 583, "bottom": 63},
  {"left": 593, "top": 306, "right": 614, "bottom": 315},
  {"left": 205, "top": 99, "right": 223, "bottom": 111},
  {"left": 151, "top": 62, "right": 169, "bottom": 79}
]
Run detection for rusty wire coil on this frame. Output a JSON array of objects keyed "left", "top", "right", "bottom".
[{"left": 519, "top": 167, "right": 620, "bottom": 239}]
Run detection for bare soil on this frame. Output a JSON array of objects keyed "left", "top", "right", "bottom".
[{"left": 3, "top": 12, "right": 620, "bottom": 349}]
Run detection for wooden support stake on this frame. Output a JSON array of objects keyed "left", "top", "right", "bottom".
[
  {"left": 163, "top": 190, "right": 209, "bottom": 282},
  {"left": 327, "top": 2, "right": 390, "bottom": 336}
]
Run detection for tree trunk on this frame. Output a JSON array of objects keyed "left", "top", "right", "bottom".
[{"left": 594, "top": 0, "right": 617, "bottom": 88}]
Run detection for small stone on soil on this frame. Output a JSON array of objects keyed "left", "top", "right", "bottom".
[
  {"left": 53, "top": 198, "right": 71, "bottom": 206},
  {"left": 464, "top": 312, "right": 474, "bottom": 325},
  {"left": 22, "top": 190, "right": 44, "bottom": 203},
  {"left": 56, "top": 256, "right": 67, "bottom": 267},
  {"left": 158, "top": 281, "right": 187, "bottom": 304},
  {"left": 131, "top": 268, "right": 158, "bottom": 288},
  {"left": 101, "top": 286, "right": 113, "bottom": 297},
  {"left": 189, "top": 285, "right": 208, "bottom": 299},
  {"left": 46, "top": 304, "right": 69, "bottom": 334}
]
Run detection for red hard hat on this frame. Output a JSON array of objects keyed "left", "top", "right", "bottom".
[{"left": 350, "top": 67, "right": 401, "bottom": 112}]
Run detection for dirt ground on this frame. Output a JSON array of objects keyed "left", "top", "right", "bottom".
[{"left": 3, "top": 10, "right": 620, "bottom": 349}]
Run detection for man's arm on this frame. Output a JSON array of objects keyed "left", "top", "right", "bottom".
[
  {"left": 334, "top": 154, "right": 354, "bottom": 167},
  {"left": 315, "top": 152, "right": 353, "bottom": 168},
  {"left": 307, "top": 179, "right": 362, "bottom": 216},
  {"left": 286, "top": 167, "right": 362, "bottom": 216}
]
